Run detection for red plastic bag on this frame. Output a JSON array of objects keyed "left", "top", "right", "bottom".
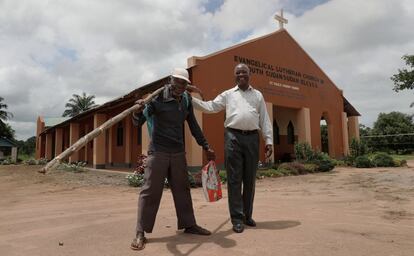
[{"left": 201, "top": 161, "right": 222, "bottom": 202}]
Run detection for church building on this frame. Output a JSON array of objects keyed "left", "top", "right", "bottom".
[{"left": 36, "top": 21, "right": 360, "bottom": 170}]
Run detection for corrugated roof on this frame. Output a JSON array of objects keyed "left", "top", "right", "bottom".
[
  {"left": 44, "top": 117, "right": 70, "bottom": 127},
  {"left": 0, "top": 137, "right": 17, "bottom": 147},
  {"left": 40, "top": 76, "right": 169, "bottom": 135}
]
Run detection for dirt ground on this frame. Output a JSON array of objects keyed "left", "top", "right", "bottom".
[{"left": 1, "top": 162, "right": 414, "bottom": 256}]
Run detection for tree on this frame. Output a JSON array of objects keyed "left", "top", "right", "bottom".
[
  {"left": 0, "top": 96, "right": 13, "bottom": 121},
  {"left": 370, "top": 112, "right": 414, "bottom": 153},
  {"left": 0, "top": 97, "right": 15, "bottom": 140},
  {"left": 16, "top": 136, "right": 36, "bottom": 156},
  {"left": 0, "top": 121, "right": 15, "bottom": 140},
  {"left": 391, "top": 54, "right": 414, "bottom": 107},
  {"left": 62, "top": 92, "right": 97, "bottom": 117}
]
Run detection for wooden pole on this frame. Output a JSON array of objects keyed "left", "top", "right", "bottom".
[{"left": 39, "top": 86, "right": 164, "bottom": 174}]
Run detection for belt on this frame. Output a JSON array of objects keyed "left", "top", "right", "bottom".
[{"left": 227, "top": 127, "right": 258, "bottom": 135}]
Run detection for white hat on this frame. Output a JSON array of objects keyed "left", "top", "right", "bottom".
[{"left": 171, "top": 68, "right": 191, "bottom": 83}]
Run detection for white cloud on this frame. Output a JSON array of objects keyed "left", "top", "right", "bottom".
[{"left": 1, "top": 0, "right": 413, "bottom": 140}]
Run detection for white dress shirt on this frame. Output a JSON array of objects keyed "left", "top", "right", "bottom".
[{"left": 192, "top": 85, "right": 273, "bottom": 145}]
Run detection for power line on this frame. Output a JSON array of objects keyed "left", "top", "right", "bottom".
[{"left": 361, "top": 133, "right": 414, "bottom": 138}]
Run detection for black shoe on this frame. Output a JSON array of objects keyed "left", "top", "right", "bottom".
[
  {"left": 244, "top": 218, "right": 256, "bottom": 227},
  {"left": 184, "top": 225, "right": 211, "bottom": 236},
  {"left": 232, "top": 223, "right": 244, "bottom": 233}
]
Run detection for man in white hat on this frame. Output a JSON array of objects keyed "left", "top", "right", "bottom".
[{"left": 130, "top": 68, "right": 216, "bottom": 251}]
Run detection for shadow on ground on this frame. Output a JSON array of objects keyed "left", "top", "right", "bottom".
[{"left": 148, "top": 219, "right": 301, "bottom": 255}]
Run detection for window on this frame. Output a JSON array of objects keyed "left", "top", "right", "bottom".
[
  {"left": 273, "top": 120, "right": 280, "bottom": 145},
  {"left": 137, "top": 126, "right": 142, "bottom": 145},
  {"left": 287, "top": 121, "right": 295, "bottom": 144},
  {"left": 117, "top": 122, "right": 124, "bottom": 146}
]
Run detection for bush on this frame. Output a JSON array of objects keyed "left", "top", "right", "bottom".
[
  {"left": 294, "top": 142, "right": 316, "bottom": 162},
  {"left": 278, "top": 162, "right": 308, "bottom": 175},
  {"left": 219, "top": 170, "right": 227, "bottom": 184},
  {"left": 257, "top": 169, "right": 285, "bottom": 178},
  {"left": 354, "top": 155, "right": 373, "bottom": 168},
  {"left": 1, "top": 158, "right": 12, "bottom": 165},
  {"left": 24, "top": 158, "right": 38, "bottom": 165},
  {"left": 349, "top": 138, "right": 368, "bottom": 160},
  {"left": 277, "top": 163, "right": 299, "bottom": 175},
  {"left": 187, "top": 172, "right": 197, "bottom": 188},
  {"left": 311, "top": 152, "right": 336, "bottom": 172},
  {"left": 37, "top": 158, "right": 48, "bottom": 165},
  {"left": 372, "top": 152, "right": 395, "bottom": 167},
  {"left": 58, "top": 161, "right": 87, "bottom": 172},
  {"left": 126, "top": 172, "right": 145, "bottom": 187},
  {"left": 304, "top": 163, "right": 318, "bottom": 173},
  {"left": 134, "top": 154, "right": 147, "bottom": 174},
  {"left": 333, "top": 159, "right": 346, "bottom": 167},
  {"left": 394, "top": 159, "right": 408, "bottom": 167}
]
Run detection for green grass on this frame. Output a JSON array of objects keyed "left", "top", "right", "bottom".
[
  {"left": 18, "top": 153, "right": 35, "bottom": 161},
  {"left": 390, "top": 154, "right": 414, "bottom": 161}
]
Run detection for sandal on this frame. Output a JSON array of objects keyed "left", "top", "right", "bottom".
[{"left": 130, "top": 236, "right": 147, "bottom": 251}]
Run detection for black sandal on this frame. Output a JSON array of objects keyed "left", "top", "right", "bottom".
[{"left": 130, "top": 236, "right": 147, "bottom": 250}]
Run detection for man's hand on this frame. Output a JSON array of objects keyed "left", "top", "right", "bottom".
[
  {"left": 186, "top": 85, "right": 204, "bottom": 100},
  {"left": 265, "top": 144, "right": 273, "bottom": 159},
  {"left": 135, "top": 99, "right": 145, "bottom": 105},
  {"left": 204, "top": 148, "right": 216, "bottom": 161},
  {"left": 134, "top": 99, "right": 146, "bottom": 113}
]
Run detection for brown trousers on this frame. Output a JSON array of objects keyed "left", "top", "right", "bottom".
[{"left": 136, "top": 151, "right": 196, "bottom": 234}]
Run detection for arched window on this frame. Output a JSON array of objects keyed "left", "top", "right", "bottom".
[
  {"left": 287, "top": 121, "right": 295, "bottom": 144},
  {"left": 117, "top": 122, "right": 124, "bottom": 146},
  {"left": 137, "top": 126, "right": 142, "bottom": 145},
  {"left": 273, "top": 120, "right": 280, "bottom": 145}
]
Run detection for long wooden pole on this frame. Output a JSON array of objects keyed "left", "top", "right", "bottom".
[{"left": 39, "top": 86, "right": 164, "bottom": 174}]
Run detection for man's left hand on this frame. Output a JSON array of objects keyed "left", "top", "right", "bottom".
[
  {"left": 265, "top": 144, "right": 273, "bottom": 159},
  {"left": 205, "top": 148, "right": 216, "bottom": 161}
]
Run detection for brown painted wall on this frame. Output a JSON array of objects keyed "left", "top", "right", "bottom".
[{"left": 190, "top": 30, "right": 346, "bottom": 165}]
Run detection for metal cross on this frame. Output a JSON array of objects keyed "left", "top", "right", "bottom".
[{"left": 274, "top": 9, "right": 288, "bottom": 29}]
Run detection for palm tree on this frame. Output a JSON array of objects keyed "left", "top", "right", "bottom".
[
  {"left": 0, "top": 97, "right": 15, "bottom": 140},
  {"left": 0, "top": 96, "right": 13, "bottom": 121},
  {"left": 62, "top": 92, "right": 98, "bottom": 117}
]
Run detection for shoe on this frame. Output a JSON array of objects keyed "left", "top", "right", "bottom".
[
  {"left": 232, "top": 223, "right": 244, "bottom": 233},
  {"left": 184, "top": 225, "right": 211, "bottom": 236},
  {"left": 130, "top": 236, "right": 147, "bottom": 251},
  {"left": 244, "top": 218, "right": 256, "bottom": 227}
]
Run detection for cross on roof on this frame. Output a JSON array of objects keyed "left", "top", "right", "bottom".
[{"left": 274, "top": 9, "right": 288, "bottom": 30}]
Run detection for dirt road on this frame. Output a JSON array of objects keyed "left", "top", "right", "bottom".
[{"left": 1, "top": 163, "right": 413, "bottom": 256}]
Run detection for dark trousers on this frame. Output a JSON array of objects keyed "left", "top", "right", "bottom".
[
  {"left": 224, "top": 128, "right": 259, "bottom": 225},
  {"left": 136, "top": 151, "right": 196, "bottom": 234}
]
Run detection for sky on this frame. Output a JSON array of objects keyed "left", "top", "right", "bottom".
[{"left": 0, "top": 0, "right": 413, "bottom": 140}]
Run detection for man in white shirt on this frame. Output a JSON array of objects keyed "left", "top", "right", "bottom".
[{"left": 190, "top": 63, "right": 273, "bottom": 233}]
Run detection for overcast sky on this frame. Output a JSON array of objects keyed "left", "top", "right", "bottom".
[{"left": 1, "top": 0, "right": 413, "bottom": 140}]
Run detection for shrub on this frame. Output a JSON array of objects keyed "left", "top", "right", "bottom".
[
  {"left": 257, "top": 169, "right": 285, "bottom": 178},
  {"left": 294, "top": 142, "right": 316, "bottom": 162},
  {"left": 187, "top": 172, "right": 197, "bottom": 188},
  {"left": 24, "top": 158, "right": 37, "bottom": 165},
  {"left": 304, "top": 163, "right": 318, "bottom": 173},
  {"left": 372, "top": 152, "right": 395, "bottom": 167},
  {"left": 37, "top": 158, "right": 48, "bottom": 165},
  {"left": 126, "top": 172, "right": 145, "bottom": 187},
  {"left": 279, "top": 162, "right": 308, "bottom": 175},
  {"left": 333, "top": 159, "right": 346, "bottom": 167},
  {"left": 58, "top": 161, "right": 87, "bottom": 172},
  {"left": 348, "top": 138, "right": 369, "bottom": 164},
  {"left": 310, "top": 152, "right": 336, "bottom": 172},
  {"left": 277, "top": 163, "right": 299, "bottom": 175},
  {"left": 1, "top": 158, "right": 11, "bottom": 165},
  {"left": 219, "top": 170, "right": 227, "bottom": 184},
  {"left": 354, "top": 155, "right": 373, "bottom": 168},
  {"left": 134, "top": 154, "right": 147, "bottom": 174}
]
